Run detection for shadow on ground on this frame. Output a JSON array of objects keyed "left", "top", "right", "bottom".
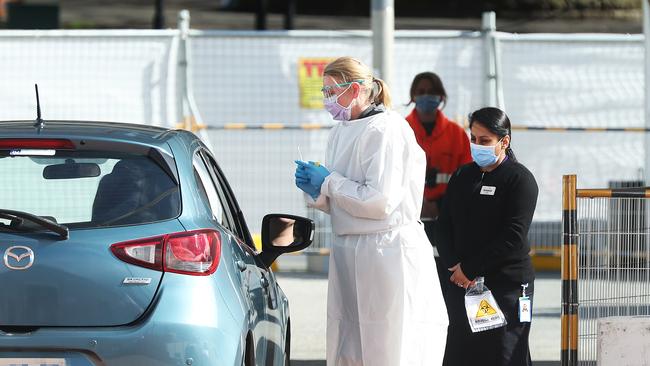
[
  {"left": 292, "top": 361, "right": 325, "bottom": 366},
  {"left": 276, "top": 271, "right": 328, "bottom": 280},
  {"left": 292, "top": 361, "right": 561, "bottom": 365}
]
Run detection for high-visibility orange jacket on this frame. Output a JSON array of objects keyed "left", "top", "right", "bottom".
[{"left": 405, "top": 109, "right": 472, "bottom": 202}]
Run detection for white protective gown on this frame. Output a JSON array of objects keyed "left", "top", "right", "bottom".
[{"left": 308, "top": 110, "right": 448, "bottom": 366}]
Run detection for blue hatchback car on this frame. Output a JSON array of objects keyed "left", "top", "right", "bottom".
[{"left": 0, "top": 120, "right": 313, "bottom": 366}]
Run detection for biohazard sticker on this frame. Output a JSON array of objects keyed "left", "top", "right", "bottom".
[
  {"left": 465, "top": 292, "right": 507, "bottom": 332},
  {"left": 476, "top": 299, "right": 498, "bottom": 318}
]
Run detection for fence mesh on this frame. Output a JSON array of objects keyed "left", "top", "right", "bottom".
[
  {"left": 190, "top": 31, "right": 484, "bottom": 126},
  {"left": 205, "top": 128, "right": 328, "bottom": 236},
  {"left": 0, "top": 31, "right": 178, "bottom": 125},
  {"left": 576, "top": 196, "right": 650, "bottom": 364},
  {"left": 0, "top": 28, "right": 647, "bottom": 246},
  {"left": 498, "top": 35, "right": 643, "bottom": 128},
  {"left": 516, "top": 130, "right": 644, "bottom": 222}
]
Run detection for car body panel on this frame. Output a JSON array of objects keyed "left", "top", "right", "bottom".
[
  {"left": 0, "top": 220, "right": 184, "bottom": 326},
  {"left": 0, "top": 271, "right": 245, "bottom": 365}
]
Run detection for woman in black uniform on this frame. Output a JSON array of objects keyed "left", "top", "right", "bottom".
[{"left": 435, "top": 107, "right": 538, "bottom": 366}]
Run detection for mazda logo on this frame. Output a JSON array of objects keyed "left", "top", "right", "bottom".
[{"left": 4, "top": 246, "right": 34, "bottom": 270}]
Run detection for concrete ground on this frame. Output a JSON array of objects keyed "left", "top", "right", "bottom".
[{"left": 276, "top": 255, "right": 562, "bottom": 365}]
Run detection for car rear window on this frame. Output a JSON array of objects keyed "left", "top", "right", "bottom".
[{"left": 0, "top": 151, "right": 180, "bottom": 228}]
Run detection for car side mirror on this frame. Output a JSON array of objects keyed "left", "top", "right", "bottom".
[{"left": 258, "top": 214, "right": 314, "bottom": 268}]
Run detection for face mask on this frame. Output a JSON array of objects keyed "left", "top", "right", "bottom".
[
  {"left": 470, "top": 140, "right": 503, "bottom": 167},
  {"left": 414, "top": 95, "right": 441, "bottom": 114},
  {"left": 323, "top": 85, "right": 353, "bottom": 121}
]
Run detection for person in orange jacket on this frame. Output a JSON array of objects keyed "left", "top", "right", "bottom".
[{"left": 405, "top": 71, "right": 472, "bottom": 305}]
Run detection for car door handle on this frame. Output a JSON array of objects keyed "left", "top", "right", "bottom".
[
  {"left": 260, "top": 276, "right": 269, "bottom": 289},
  {"left": 236, "top": 260, "right": 247, "bottom": 272}
]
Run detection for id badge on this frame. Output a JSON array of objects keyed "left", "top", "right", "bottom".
[{"left": 519, "top": 296, "right": 531, "bottom": 322}]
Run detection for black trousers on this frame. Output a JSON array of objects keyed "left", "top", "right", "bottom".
[{"left": 442, "top": 279, "right": 534, "bottom": 366}]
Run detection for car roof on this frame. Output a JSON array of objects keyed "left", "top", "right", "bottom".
[{"left": 0, "top": 120, "right": 187, "bottom": 148}]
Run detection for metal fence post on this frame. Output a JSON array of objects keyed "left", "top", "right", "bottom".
[
  {"left": 643, "top": 0, "right": 650, "bottom": 185},
  {"left": 176, "top": 10, "right": 210, "bottom": 147},
  {"left": 561, "top": 174, "right": 578, "bottom": 366},
  {"left": 481, "top": 11, "right": 497, "bottom": 108},
  {"left": 371, "top": 0, "right": 394, "bottom": 87},
  {"left": 493, "top": 30, "right": 505, "bottom": 110}
]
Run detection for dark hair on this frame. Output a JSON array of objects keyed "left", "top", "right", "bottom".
[
  {"left": 468, "top": 107, "right": 517, "bottom": 162},
  {"left": 408, "top": 72, "right": 447, "bottom": 108}
]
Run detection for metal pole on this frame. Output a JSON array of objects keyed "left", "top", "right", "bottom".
[
  {"left": 482, "top": 11, "right": 497, "bottom": 107},
  {"left": 176, "top": 10, "right": 211, "bottom": 149},
  {"left": 284, "top": 0, "right": 295, "bottom": 30},
  {"left": 177, "top": 10, "right": 190, "bottom": 128},
  {"left": 643, "top": 0, "right": 650, "bottom": 185},
  {"left": 561, "top": 175, "right": 578, "bottom": 366},
  {"left": 153, "top": 0, "right": 165, "bottom": 29},
  {"left": 256, "top": 0, "right": 268, "bottom": 30},
  {"left": 493, "top": 30, "right": 505, "bottom": 110},
  {"left": 371, "top": 0, "right": 394, "bottom": 87}
]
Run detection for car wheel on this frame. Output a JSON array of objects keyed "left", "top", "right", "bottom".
[
  {"left": 284, "top": 349, "right": 290, "bottom": 366},
  {"left": 284, "top": 324, "right": 291, "bottom": 366},
  {"left": 244, "top": 333, "right": 255, "bottom": 366}
]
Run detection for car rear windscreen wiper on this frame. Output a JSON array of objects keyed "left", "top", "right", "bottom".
[{"left": 0, "top": 209, "right": 69, "bottom": 240}]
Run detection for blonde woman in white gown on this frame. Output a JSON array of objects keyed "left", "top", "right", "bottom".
[{"left": 294, "top": 57, "right": 448, "bottom": 366}]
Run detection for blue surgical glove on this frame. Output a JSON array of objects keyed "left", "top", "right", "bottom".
[
  {"left": 295, "top": 160, "right": 331, "bottom": 190},
  {"left": 295, "top": 164, "right": 320, "bottom": 199}
]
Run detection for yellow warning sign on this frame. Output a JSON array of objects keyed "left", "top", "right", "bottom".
[
  {"left": 476, "top": 299, "right": 497, "bottom": 318},
  {"left": 297, "top": 57, "right": 335, "bottom": 109}
]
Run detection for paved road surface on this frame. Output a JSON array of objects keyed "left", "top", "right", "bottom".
[{"left": 277, "top": 267, "right": 561, "bottom": 365}]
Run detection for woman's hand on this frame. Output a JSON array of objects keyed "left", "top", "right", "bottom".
[{"left": 448, "top": 263, "right": 474, "bottom": 289}]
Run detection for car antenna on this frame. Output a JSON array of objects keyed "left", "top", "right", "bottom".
[{"left": 33, "top": 84, "right": 45, "bottom": 131}]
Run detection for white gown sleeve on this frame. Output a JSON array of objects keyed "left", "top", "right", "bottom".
[
  {"left": 305, "top": 192, "right": 330, "bottom": 214},
  {"left": 321, "top": 120, "right": 405, "bottom": 220}
]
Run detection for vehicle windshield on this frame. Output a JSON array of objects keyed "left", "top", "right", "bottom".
[{"left": 0, "top": 151, "right": 180, "bottom": 228}]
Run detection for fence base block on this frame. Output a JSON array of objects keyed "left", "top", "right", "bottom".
[
  {"left": 598, "top": 316, "right": 650, "bottom": 365},
  {"left": 306, "top": 252, "right": 329, "bottom": 274}
]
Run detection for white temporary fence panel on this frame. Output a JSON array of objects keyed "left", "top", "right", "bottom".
[
  {"left": 190, "top": 30, "right": 484, "bottom": 126},
  {"left": 516, "top": 131, "right": 644, "bottom": 222},
  {"left": 499, "top": 33, "right": 643, "bottom": 128},
  {"left": 0, "top": 30, "right": 179, "bottom": 126},
  {"left": 498, "top": 33, "right": 645, "bottom": 222},
  {"left": 205, "top": 128, "right": 326, "bottom": 236},
  {"left": 0, "top": 27, "right": 646, "bottom": 237}
]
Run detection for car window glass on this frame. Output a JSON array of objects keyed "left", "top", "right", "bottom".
[
  {"left": 0, "top": 151, "right": 180, "bottom": 228},
  {"left": 199, "top": 152, "right": 241, "bottom": 237},
  {"left": 193, "top": 169, "right": 212, "bottom": 211},
  {"left": 192, "top": 153, "right": 228, "bottom": 228}
]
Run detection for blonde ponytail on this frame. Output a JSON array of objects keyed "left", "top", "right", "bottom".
[
  {"left": 371, "top": 77, "right": 392, "bottom": 109},
  {"left": 323, "top": 56, "right": 393, "bottom": 109}
]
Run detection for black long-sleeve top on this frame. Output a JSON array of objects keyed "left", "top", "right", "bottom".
[{"left": 435, "top": 158, "right": 538, "bottom": 284}]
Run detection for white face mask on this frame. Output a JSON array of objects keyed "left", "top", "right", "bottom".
[{"left": 323, "top": 85, "right": 354, "bottom": 121}]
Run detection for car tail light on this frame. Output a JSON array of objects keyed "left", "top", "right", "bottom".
[
  {"left": 0, "top": 139, "right": 75, "bottom": 150},
  {"left": 111, "top": 237, "right": 164, "bottom": 271},
  {"left": 165, "top": 231, "right": 221, "bottom": 275},
  {"left": 110, "top": 229, "right": 221, "bottom": 276}
]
